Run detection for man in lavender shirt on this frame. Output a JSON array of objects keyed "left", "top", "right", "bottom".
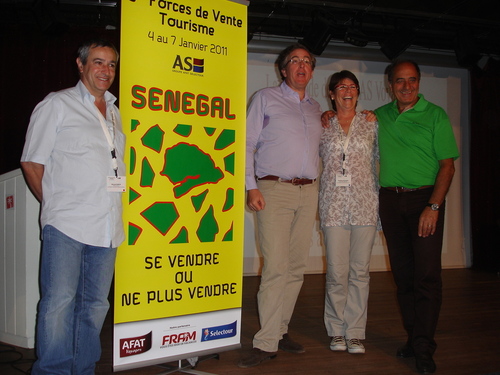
[{"left": 238, "top": 43, "right": 322, "bottom": 368}]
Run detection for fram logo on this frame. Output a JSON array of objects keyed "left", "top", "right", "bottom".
[
  {"left": 172, "top": 55, "right": 204, "bottom": 73},
  {"left": 201, "top": 321, "right": 237, "bottom": 342},
  {"left": 161, "top": 331, "right": 197, "bottom": 348},
  {"left": 119, "top": 332, "right": 152, "bottom": 357}
]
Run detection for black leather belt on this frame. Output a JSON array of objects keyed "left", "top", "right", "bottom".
[
  {"left": 383, "top": 185, "right": 433, "bottom": 193},
  {"left": 257, "top": 175, "right": 316, "bottom": 186}
]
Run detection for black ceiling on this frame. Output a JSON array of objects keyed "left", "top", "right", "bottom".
[
  {"left": 1, "top": 0, "right": 498, "bottom": 64},
  {"left": 248, "top": 0, "right": 500, "bottom": 63}
]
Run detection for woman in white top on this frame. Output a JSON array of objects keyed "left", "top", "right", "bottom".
[{"left": 319, "top": 70, "right": 379, "bottom": 354}]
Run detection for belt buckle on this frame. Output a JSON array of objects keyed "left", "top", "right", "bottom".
[{"left": 291, "top": 177, "right": 300, "bottom": 186}]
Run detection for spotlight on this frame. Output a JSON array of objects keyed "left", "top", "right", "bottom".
[
  {"left": 344, "top": 28, "right": 368, "bottom": 47},
  {"left": 380, "top": 28, "right": 414, "bottom": 60},
  {"left": 300, "top": 15, "right": 333, "bottom": 56}
]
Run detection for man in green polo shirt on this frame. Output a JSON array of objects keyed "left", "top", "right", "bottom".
[{"left": 376, "top": 59, "right": 459, "bottom": 374}]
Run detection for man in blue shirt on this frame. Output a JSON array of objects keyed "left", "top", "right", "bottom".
[{"left": 239, "top": 43, "right": 322, "bottom": 368}]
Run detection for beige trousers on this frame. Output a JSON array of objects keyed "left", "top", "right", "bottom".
[
  {"left": 252, "top": 179, "right": 319, "bottom": 352},
  {"left": 323, "top": 225, "right": 376, "bottom": 339}
]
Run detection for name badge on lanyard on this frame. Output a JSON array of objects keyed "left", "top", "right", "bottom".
[
  {"left": 335, "top": 118, "right": 354, "bottom": 187},
  {"left": 96, "top": 107, "right": 126, "bottom": 193},
  {"left": 107, "top": 176, "right": 126, "bottom": 192},
  {"left": 336, "top": 173, "right": 352, "bottom": 187}
]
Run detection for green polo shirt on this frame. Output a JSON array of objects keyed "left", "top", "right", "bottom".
[{"left": 375, "top": 94, "right": 459, "bottom": 188}]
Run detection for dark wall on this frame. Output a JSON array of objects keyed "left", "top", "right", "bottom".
[
  {"left": 470, "top": 58, "right": 500, "bottom": 272},
  {"left": 0, "top": 23, "right": 119, "bottom": 175}
]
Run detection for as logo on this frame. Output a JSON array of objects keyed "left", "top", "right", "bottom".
[{"left": 173, "top": 56, "right": 204, "bottom": 73}]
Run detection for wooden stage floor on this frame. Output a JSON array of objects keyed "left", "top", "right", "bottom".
[{"left": 1, "top": 269, "right": 499, "bottom": 374}]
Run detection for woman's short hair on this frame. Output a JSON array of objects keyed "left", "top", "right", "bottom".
[{"left": 328, "top": 70, "right": 360, "bottom": 111}]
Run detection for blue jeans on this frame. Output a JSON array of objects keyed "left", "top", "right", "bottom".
[{"left": 32, "top": 225, "right": 117, "bottom": 375}]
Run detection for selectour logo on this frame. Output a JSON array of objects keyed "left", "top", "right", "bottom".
[
  {"left": 201, "top": 321, "right": 237, "bottom": 342},
  {"left": 172, "top": 55, "right": 205, "bottom": 75},
  {"left": 120, "top": 331, "right": 152, "bottom": 357}
]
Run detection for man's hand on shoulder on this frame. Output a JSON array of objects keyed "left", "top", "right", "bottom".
[
  {"left": 361, "top": 110, "right": 377, "bottom": 122},
  {"left": 321, "top": 110, "right": 335, "bottom": 128},
  {"left": 247, "top": 189, "right": 265, "bottom": 211}
]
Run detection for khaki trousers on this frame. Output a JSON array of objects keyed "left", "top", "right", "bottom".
[
  {"left": 323, "top": 225, "right": 376, "bottom": 340},
  {"left": 252, "top": 179, "right": 318, "bottom": 352}
]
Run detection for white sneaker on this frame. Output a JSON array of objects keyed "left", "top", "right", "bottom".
[
  {"left": 330, "top": 336, "right": 347, "bottom": 351},
  {"left": 347, "top": 338, "right": 365, "bottom": 354}
]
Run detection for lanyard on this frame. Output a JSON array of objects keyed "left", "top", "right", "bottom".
[
  {"left": 339, "top": 116, "right": 354, "bottom": 176},
  {"left": 95, "top": 106, "right": 119, "bottom": 177}
]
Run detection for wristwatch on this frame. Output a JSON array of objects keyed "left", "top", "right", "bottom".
[{"left": 427, "top": 203, "right": 440, "bottom": 211}]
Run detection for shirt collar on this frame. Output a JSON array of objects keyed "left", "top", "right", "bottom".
[
  {"left": 280, "top": 81, "right": 313, "bottom": 103},
  {"left": 392, "top": 93, "right": 427, "bottom": 113},
  {"left": 76, "top": 80, "right": 117, "bottom": 106}
]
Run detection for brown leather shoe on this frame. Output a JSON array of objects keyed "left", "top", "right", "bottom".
[
  {"left": 278, "top": 334, "right": 305, "bottom": 353},
  {"left": 237, "top": 348, "right": 277, "bottom": 368}
]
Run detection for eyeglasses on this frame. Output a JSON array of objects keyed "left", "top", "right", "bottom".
[
  {"left": 335, "top": 84, "right": 358, "bottom": 91},
  {"left": 285, "top": 57, "right": 313, "bottom": 66}
]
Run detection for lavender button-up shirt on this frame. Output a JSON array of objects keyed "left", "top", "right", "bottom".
[{"left": 246, "top": 81, "right": 322, "bottom": 190}]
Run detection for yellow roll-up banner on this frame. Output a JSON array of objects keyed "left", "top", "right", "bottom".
[{"left": 114, "top": 0, "right": 247, "bottom": 370}]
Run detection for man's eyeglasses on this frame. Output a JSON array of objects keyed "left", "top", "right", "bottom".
[
  {"left": 285, "top": 57, "right": 313, "bottom": 66},
  {"left": 335, "top": 84, "right": 358, "bottom": 91}
]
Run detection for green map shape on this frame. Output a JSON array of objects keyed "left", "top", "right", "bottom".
[
  {"left": 141, "top": 157, "right": 155, "bottom": 187},
  {"left": 128, "top": 223, "right": 142, "bottom": 245},
  {"left": 214, "top": 129, "right": 235, "bottom": 150},
  {"left": 160, "top": 143, "right": 224, "bottom": 198},
  {"left": 129, "top": 188, "right": 141, "bottom": 204},
  {"left": 222, "top": 222, "right": 233, "bottom": 241},
  {"left": 223, "top": 188, "right": 234, "bottom": 211},
  {"left": 170, "top": 226, "right": 189, "bottom": 243},
  {"left": 141, "top": 202, "right": 179, "bottom": 235},
  {"left": 224, "top": 153, "right": 235, "bottom": 175},
  {"left": 141, "top": 125, "right": 164, "bottom": 153},
  {"left": 191, "top": 189, "right": 209, "bottom": 212},
  {"left": 197, "top": 205, "right": 219, "bottom": 242},
  {"left": 174, "top": 124, "right": 192, "bottom": 137},
  {"left": 129, "top": 147, "right": 136, "bottom": 174}
]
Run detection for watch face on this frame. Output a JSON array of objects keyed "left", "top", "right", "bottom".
[{"left": 431, "top": 204, "right": 439, "bottom": 211}]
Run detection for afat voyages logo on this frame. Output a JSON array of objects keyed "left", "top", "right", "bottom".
[
  {"left": 172, "top": 55, "right": 204, "bottom": 74},
  {"left": 120, "top": 331, "right": 152, "bottom": 357}
]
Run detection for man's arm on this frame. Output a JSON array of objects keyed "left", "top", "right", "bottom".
[
  {"left": 418, "top": 158, "right": 455, "bottom": 237},
  {"left": 20, "top": 161, "right": 44, "bottom": 202}
]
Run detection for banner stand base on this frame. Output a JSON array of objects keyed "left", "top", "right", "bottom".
[{"left": 154, "top": 354, "right": 220, "bottom": 375}]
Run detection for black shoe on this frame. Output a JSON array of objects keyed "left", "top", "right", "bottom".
[
  {"left": 415, "top": 353, "right": 436, "bottom": 374},
  {"left": 237, "top": 348, "right": 277, "bottom": 368},
  {"left": 278, "top": 334, "right": 305, "bottom": 353},
  {"left": 396, "top": 343, "right": 415, "bottom": 358}
]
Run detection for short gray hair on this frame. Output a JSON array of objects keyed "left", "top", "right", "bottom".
[{"left": 77, "top": 39, "right": 119, "bottom": 65}]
